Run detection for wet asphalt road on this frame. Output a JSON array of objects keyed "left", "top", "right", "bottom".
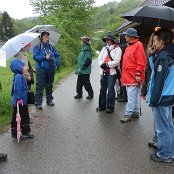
[{"left": 0, "top": 60, "right": 174, "bottom": 174}]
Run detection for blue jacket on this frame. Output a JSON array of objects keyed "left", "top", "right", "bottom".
[
  {"left": 10, "top": 59, "right": 28, "bottom": 106},
  {"left": 148, "top": 44, "right": 174, "bottom": 107},
  {"left": 33, "top": 42, "right": 60, "bottom": 70}
]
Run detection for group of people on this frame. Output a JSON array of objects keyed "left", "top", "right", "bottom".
[
  {"left": 1, "top": 27, "right": 174, "bottom": 163},
  {"left": 10, "top": 31, "right": 61, "bottom": 141},
  {"left": 75, "top": 27, "right": 174, "bottom": 163}
]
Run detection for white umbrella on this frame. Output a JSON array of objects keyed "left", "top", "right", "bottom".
[
  {"left": 26, "top": 25, "right": 61, "bottom": 53},
  {"left": 1, "top": 32, "right": 40, "bottom": 60}
]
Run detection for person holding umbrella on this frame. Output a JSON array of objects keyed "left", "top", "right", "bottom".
[
  {"left": 33, "top": 31, "right": 61, "bottom": 110},
  {"left": 10, "top": 58, "right": 34, "bottom": 139},
  {"left": 74, "top": 36, "right": 94, "bottom": 99},
  {"left": 120, "top": 28, "right": 146, "bottom": 122}
]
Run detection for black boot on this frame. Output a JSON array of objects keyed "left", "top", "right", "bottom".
[{"left": 74, "top": 94, "right": 82, "bottom": 99}]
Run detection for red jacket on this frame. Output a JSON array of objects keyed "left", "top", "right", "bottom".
[{"left": 121, "top": 39, "right": 146, "bottom": 86}]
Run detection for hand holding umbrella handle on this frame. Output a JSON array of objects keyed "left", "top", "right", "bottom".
[{"left": 17, "top": 99, "right": 23, "bottom": 106}]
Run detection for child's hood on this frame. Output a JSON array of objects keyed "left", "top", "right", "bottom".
[{"left": 10, "top": 58, "right": 25, "bottom": 74}]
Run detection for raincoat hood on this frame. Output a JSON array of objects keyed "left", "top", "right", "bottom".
[
  {"left": 161, "top": 43, "right": 174, "bottom": 57},
  {"left": 10, "top": 58, "right": 25, "bottom": 74}
]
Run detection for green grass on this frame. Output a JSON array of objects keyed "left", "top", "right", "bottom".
[{"left": 0, "top": 54, "right": 75, "bottom": 133}]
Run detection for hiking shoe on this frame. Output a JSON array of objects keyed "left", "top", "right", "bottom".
[
  {"left": 86, "top": 95, "right": 93, "bottom": 99},
  {"left": 120, "top": 115, "right": 132, "bottom": 123},
  {"left": 148, "top": 141, "right": 158, "bottom": 149},
  {"left": 106, "top": 108, "right": 114, "bottom": 113},
  {"left": 36, "top": 105, "right": 42, "bottom": 110},
  {"left": 117, "top": 98, "right": 128, "bottom": 102},
  {"left": 96, "top": 107, "right": 106, "bottom": 112},
  {"left": 21, "top": 133, "right": 34, "bottom": 139},
  {"left": 132, "top": 112, "right": 140, "bottom": 118},
  {"left": 74, "top": 94, "right": 82, "bottom": 99},
  {"left": 0, "top": 153, "right": 7, "bottom": 162},
  {"left": 47, "top": 101, "right": 54, "bottom": 106},
  {"left": 150, "top": 154, "right": 172, "bottom": 163}
]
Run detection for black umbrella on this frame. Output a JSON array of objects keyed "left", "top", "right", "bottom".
[{"left": 122, "top": 5, "right": 174, "bottom": 27}]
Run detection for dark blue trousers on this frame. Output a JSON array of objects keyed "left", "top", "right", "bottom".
[
  {"left": 35, "top": 68, "right": 55, "bottom": 105},
  {"left": 99, "top": 74, "right": 116, "bottom": 111}
]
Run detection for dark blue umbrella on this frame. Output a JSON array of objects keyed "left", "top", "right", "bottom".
[{"left": 122, "top": 5, "right": 174, "bottom": 27}]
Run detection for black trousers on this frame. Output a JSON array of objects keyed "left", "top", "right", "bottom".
[
  {"left": 76, "top": 74, "right": 93, "bottom": 96},
  {"left": 11, "top": 105, "right": 31, "bottom": 136}
]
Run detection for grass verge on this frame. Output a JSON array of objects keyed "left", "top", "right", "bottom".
[{"left": 0, "top": 55, "right": 75, "bottom": 133}]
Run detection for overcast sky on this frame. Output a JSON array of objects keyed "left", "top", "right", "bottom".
[{"left": 0, "top": 0, "right": 121, "bottom": 19}]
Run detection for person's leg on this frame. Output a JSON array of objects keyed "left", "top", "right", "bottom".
[
  {"left": 107, "top": 75, "right": 116, "bottom": 112},
  {"left": 153, "top": 106, "right": 173, "bottom": 159},
  {"left": 11, "top": 106, "right": 17, "bottom": 137},
  {"left": 75, "top": 75, "right": 83, "bottom": 99},
  {"left": 98, "top": 75, "right": 108, "bottom": 110},
  {"left": 83, "top": 74, "right": 94, "bottom": 99},
  {"left": 35, "top": 69, "right": 46, "bottom": 107},
  {"left": 20, "top": 106, "right": 32, "bottom": 136},
  {"left": 45, "top": 70, "right": 55, "bottom": 104},
  {"left": 120, "top": 86, "right": 138, "bottom": 122}
]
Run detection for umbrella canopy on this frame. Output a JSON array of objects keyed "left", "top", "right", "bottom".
[
  {"left": 26, "top": 25, "right": 61, "bottom": 53},
  {"left": 122, "top": 5, "right": 174, "bottom": 27},
  {"left": 1, "top": 32, "right": 40, "bottom": 60}
]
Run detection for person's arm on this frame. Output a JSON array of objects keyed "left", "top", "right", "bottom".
[
  {"left": 135, "top": 43, "right": 147, "bottom": 75},
  {"left": 150, "top": 55, "right": 168, "bottom": 106},
  {"left": 52, "top": 47, "right": 61, "bottom": 68},
  {"left": 107, "top": 47, "right": 122, "bottom": 68},
  {"left": 14, "top": 75, "right": 23, "bottom": 101},
  {"left": 98, "top": 47, "right": 105, "bottom": 66},
  {"left": 33, "top": 45, "right": 46, "bottom": 62},
  {"left": 81, "top": 51, "right": 92, "bottom": 70}
]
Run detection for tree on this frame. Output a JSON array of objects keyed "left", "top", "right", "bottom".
[
  {"left": 30, "top": 0, "right": 96, "bottom": 67},
  {"left": 0, "top": 11, "right": 15, "bottom": 42}
]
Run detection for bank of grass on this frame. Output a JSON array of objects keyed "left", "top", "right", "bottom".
[{"left": 0, "top": 55, "right": 75, "bottom": 133}]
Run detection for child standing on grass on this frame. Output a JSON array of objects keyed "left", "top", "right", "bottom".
[{"left": 10, "top": 58, "right": 34, "bottom": 139}]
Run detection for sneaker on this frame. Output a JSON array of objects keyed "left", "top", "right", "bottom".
[
  {"left": 47, "top": 101, "right": 54, "bottom": 106},
  {"left": 86, "top": 95, "right": 93, "bottom": 99},
  {"left": 74, "top": 94, "right": 82, "bottom": 99},
  {"left": 36, "top": 105, "right": 42, "bottom": 110},
  {"left": 106, "top": 108, "right": 114, "bottom": 113},
  {"left": 150, "top": 154, "right": 172, "bottom": 163},
  {"left": 148, "top": 141, "right": 158, "bottom": 149},
  {"left": 0, "top": 153, "right": 7, "bottom": 162},
  {"left": 132, "top": 112, "right": 139, "bottom": 118},
  {"left": 120, "top": 115, "right": 132, "bottom": 123},
  {"left": 21, "top": 133, "right": 34, "bottom": 139}
]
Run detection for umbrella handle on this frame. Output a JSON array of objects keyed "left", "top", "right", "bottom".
[{"left": 17, "top": 103, "right": 20, "bottom": 114}]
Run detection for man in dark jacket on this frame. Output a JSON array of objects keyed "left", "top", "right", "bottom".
[
  {"left": 33, "top": 31, "right": 61, "bottom": 110},
  {"left": 74, "top": 36, "right": 94, "bottom": 99}
]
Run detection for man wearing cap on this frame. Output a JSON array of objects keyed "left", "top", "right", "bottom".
[
  {"left": 120, "top": 28, "right": 146, "bottom": 122},
  {"left": 74, "top": 36, "right": 94, "bottom": 99},
  {"left": 33, "top": 31, "right": 61, "bottom": 110},
  {"left": 98, "top": 31, "right": 122, "bottom": 113}
]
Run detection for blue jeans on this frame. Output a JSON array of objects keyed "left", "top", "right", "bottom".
[
  {"left": 99, "top": 75, "right": 116, "bottom": 110},
  {"left": 125, "top": 86, "right": 139, "bottom": 116},
  {"left": 35, "top": 68, "right": 55, "bottom": 105},
  {"left": 153, "top": 106, "right": 174, "bottom": 159}
]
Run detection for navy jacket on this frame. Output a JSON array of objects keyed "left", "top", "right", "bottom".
[
  {"left": 149, "top": 44, "right": 174, "bottom": 106},
  {"left": 10, "top": 59, "right": 28, "bottom": 106},
  {"left": 33, "top": 42, "right": 60, "bottom": 70}
]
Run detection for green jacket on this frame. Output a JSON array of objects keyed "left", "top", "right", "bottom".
[{"left": 75, "top": 43, "right": 92, "bottom": 75}]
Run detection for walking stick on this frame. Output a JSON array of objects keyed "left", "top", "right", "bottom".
[{"left": 138, "top": 84, "right": 142, "bottom": 116}]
